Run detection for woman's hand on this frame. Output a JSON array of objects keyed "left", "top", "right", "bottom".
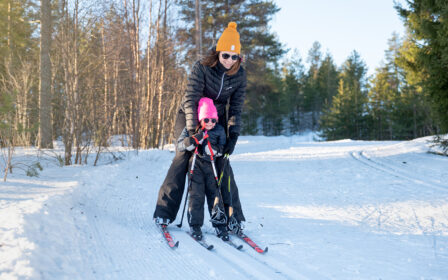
[{"left": 223, "top": 133, "right": 238, "bottom": 155}]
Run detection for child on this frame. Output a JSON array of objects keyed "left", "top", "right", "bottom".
[{"left": 177, "top": 97, "right": 229, "bottom": 241}]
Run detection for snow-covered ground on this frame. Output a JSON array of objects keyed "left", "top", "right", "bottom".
[{"left": 1, "top": 134, "right": 448, "bottom": 279}]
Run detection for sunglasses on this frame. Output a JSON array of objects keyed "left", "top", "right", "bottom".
[
  {"left": 203, "top": 118, "right": 217, "bottom": 124},
  {"left": 221, "top": 53, "right": 240, "bottom": 61}
]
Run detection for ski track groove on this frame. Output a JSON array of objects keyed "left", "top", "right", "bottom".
[
  {"left": 232, "top": 237, "right": 320, "bottom": 280},
  {"left": 360, "top": 151, "right": 448, "bottom": 190},
  {"left": 131, "top": 161, "right": 219, "bottom": 279},
  {"left": 178, "top": 232, "right": 253, "bottom": 279},
  {"left": 81, "top": 178, "right": 201, "bottom": 279},
  {"left": 148, "top": 227, "right": 206, "bottom": 279},
  {"left": 125, "top": 192, "right": 203, "bottom": 279},
  {"left": 349, "top": 151, "right": 414, "bottom": 195},
  {"left": 83, "top": 197, "right": 117, "bottom": 278},
  {"left": 204, "top": 233, "right": 290, "bottom": 280},
  {"left": 350, "top": 151, "right": 448, "bottom": 193},
  {"left": 87, "top": 191, "right": 133, "bottom": 278}
]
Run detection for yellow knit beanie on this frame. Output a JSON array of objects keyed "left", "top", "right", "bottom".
[{"left": 216, "top": 22, "right": 241, "bottom": 54}]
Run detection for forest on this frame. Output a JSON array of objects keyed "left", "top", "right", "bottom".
[{"left": 1, "top": 0, "right": 447, "bottom": 169}]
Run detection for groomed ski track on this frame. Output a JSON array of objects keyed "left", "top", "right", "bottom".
[{"left": 2, "top": 135, "right": 448, "bottom": 279}]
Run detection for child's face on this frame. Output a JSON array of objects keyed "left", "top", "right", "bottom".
[{"left": 201, "top": 118, "right": 217, "bottom": 131}]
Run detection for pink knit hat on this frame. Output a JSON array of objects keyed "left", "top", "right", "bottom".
[{"left": 198, "top": 97, "right": 218, "bottom": 122}]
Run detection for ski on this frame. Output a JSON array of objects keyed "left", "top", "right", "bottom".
[
  {"left": 222, "top": 238, "right": 243, "bottom": 250},
  {"left": 233, "top": 232, "right": 268, "bottom": 254},
  {"left": 157, "top": 224, "right": 179, "bottom": 249},
  {"left": 189, "top": 233, "right": 214, "bottom": 250}
]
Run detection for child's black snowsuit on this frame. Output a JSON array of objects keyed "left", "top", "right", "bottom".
[{"left": 177, "top": 124, "right": 228, "bottom": 228}]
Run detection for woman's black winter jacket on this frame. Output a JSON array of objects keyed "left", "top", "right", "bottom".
[{"left": 180, "top": 61, "right": 247, "bottom": 137}]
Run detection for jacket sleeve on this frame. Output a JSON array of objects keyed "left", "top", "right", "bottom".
[
  {"left": 228, "top": 68, "right": 247, "bottom": 136},
  {"left": 183, "top": 61, "right": 206, "bottom": 132},
  {"left": 212, "top": 125, "right": 227, "bottom": 155},
  {"left": 217, "top": 125, "right": 227, "bottom": 154},
  {"left": 177, "top": 127, "right": 196, "bottom": 152}
]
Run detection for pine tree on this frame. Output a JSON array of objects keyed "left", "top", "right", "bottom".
[
  {"left": 320, "top": 51, "right": 368, "bottom": 140},
  {"left": 315, "top": 54, "right": 339, "bottom": 114},
  {"left": 368, "top": 65, "right": 396, "bottom": 139},
  {"left": 302, "top": 41, "right": 322, "bottom": 115},
  {"left": 0, "top": 0, "right": 38, "bottom": 147},
  {"left": 395, "top": 31, "right": 436, "bottom": 138},
  {"left": 320, "top": 79, "right": 353, "bottom": 140},
  {"left": 0, "top": 0, "right": 36, "bottom": 68},
  {"left": 258, "top": 67, "right": 284, "bottom": 135},
  {"left": 396, "top": 0, "right": 448, "bottom": 132},
  {"left": 281, "top": 50, "right": 305, "bottom": 134}
]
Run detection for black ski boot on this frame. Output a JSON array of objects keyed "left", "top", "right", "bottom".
[
  {"left": 190, "top": 226, "right": 203, "bottom": 241},
  {"left": 154, "top": 217, "right": 170, "bottom": 226},
  {"left": 215, "top": 225, "right": 229, "bottom": 241},
  {"left": 227, "top": 216, "right": 243, "bottom": 235}
]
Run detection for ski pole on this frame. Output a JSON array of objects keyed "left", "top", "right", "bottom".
[
  {"left": 226, "top": 160, "right": 239, "bottom": 230},
  {"left": 222, "top": 154, "right": 240, "bottom": 232},
  {"left": 223, "top": 154, "right": 234, "bottom": 218},
  {"left": 217, "top": 154, "right": 231, "bottom": 214},
  {"left": 207, "top": 140, "right": 227, "bottom": 224},
  {"left": 177, "top": 143, "right": 200, "bottom": 228}
]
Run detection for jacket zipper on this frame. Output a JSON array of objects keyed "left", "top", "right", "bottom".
[{"left": 215, "top": 73, "right": 225, "bottom": 100}]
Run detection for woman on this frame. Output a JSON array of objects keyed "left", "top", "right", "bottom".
[{"left": 153, "top": 22, "right": 246, "bottom": 233}]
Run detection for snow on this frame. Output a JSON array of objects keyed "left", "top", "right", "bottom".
[{"left": 1, "top": 133, "right": 448, "bottom": 279}]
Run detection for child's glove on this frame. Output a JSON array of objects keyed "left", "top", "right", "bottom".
[
  {"left": 191, "top": 131, "right": 204, "bottom": 145},
  {"left": 183, "top": 130, "right": 204, "bottom": 151}
]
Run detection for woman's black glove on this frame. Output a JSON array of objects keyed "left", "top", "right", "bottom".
[{"left": 223, "top": 133, "right": 238, "bottom": 155}]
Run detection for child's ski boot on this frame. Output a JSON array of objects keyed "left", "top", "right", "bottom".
[
  {"left": 215, "top": 225, "right": 229, "bottom": 241},
  {"left": 190, "top": 226, "right": 203, "bottom": 241}
]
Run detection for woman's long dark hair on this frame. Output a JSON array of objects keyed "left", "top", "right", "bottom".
[{"left": 201, "top": 48, "right": 241, "bottom": 76}]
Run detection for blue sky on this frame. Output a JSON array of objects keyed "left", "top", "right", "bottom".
[{"left": 271, "top": 0, "right": 406, "bottom": 76}]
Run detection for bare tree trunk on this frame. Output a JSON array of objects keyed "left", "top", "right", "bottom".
[
  {"left": 148, "top": 66, "right": 157, "bottom": 147},
  {"left": 132, "top": 0, "right": 141, "bottom": 148},
  {"left": 166, "top": 86, "right": 181, "bottom": 145},
  {"left": 140, "top": 0, "right": 153, "bottom": 148},
  {"left": 63, "top": 63, "right": 73, "bottom": 165},
  {"left": 413, "top": 97, "right": 417, "bottom": 138},
  {"left": 3, "top": 145, "right": 14, "bottom": 182},
  {"left": 38, "top": 0, "right": 53, "bottom": 148},
  {"left": 195, "top": 0, "right": 202, "bottom": 59},
  {"left": 7, "top": 1, "right": 11, "bottom": 50},
  {"left": 154, "top": 0, "right": 166, "bottom": 148},
  {"left": 112, "top": 60, "right": 119, "bottom": 134},
  {"left": 101, "top": 22, "right": 109, "bottom": 129},
  {"left": 151, "top": 0, "right": 162, "bottom": 147},
  {"left": 156, "top": 64, "right": 164, "bottom": 148},
  {"left": 73, "top": 0, "right": 81, "bottom": 164}
]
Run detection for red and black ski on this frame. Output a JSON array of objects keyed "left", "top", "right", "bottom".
[
  {"left": 157, "top": 224, "right": 179, "bottom": 249},
  {"left": 234, "top": 232, "right": 268, "bottom": 254}
]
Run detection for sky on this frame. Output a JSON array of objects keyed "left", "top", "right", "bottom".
[{"left": 271, "top": 0, "right": 406, "bottom": 76}]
